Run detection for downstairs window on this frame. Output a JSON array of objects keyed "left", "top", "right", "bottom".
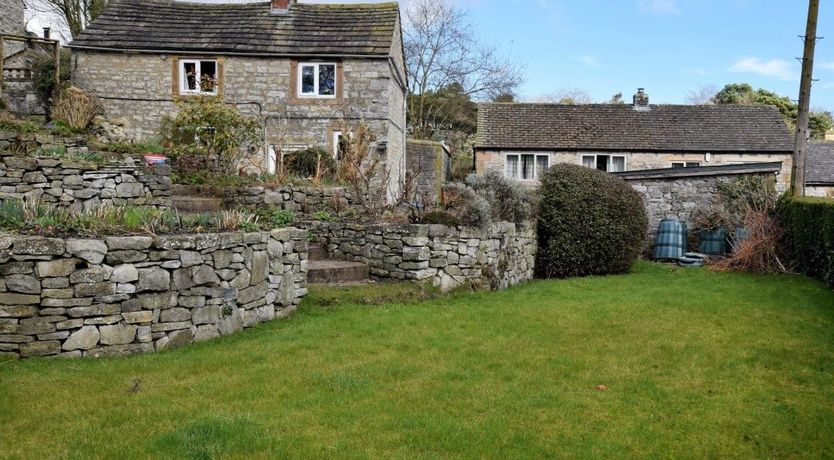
[{"left": 505, "top": 153, "right": 550, "bottom": 180}]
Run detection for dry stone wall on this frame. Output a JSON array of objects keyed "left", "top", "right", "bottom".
[
  {"left": 221, "top": 185, "right": 366, "bottom": 216},
  {"left": 0, "top": 229, "right": 308, "bottom": 359},
  {"left": 0, "top": 134, "right": 170, "bottom": 211},
  {"left": 309, "top": 222, "right": 536, "bottom": 291}
]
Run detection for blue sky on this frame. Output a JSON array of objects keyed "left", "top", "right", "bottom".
[
  {"left": 30, "top": 0, "right": 834, "bottom": 111},
  {"left": 462, "top": 0, "right": 834, "bottom": 110}
]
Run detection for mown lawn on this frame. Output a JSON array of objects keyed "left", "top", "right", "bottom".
[{"left": 1, "top": 262, "right": 833, "bottom": 459}]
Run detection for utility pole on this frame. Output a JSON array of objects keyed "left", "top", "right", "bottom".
[{"left": 791, "top": 0, "right": 819, "bottom": 197}]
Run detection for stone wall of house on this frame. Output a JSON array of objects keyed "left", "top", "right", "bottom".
[
  {"left": 308, "top": 221, "right": 536, "bottom": 291},
  {"left": 806, "top": 186, "right": 834, "bottom": 199},
  {"left": 476, "top": 150, "right": 794, "bottom": 192},
  {"left": 0, "top": 133, "right": 171, "bottom": 210},
  {"left": 406, "top": 139, "right": 450, "bottom": 205},
  {"left": 0, "top": 0, "right": 25, "bottom": 58},
  {"left": 71, "top": 52, "right": 404, "bottom": 175},
  {"left": 0, "top": 229, "right": 309, "bottom": 359},
  {"left": 220, "top": 185, "right": 365, "bottom": 217},
  {"left": 622, "top": 171, "right": 776, "bottom": 244}
]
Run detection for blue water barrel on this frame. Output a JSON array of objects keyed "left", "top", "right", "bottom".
[
  {"left": 653, "top": 219, "right": 688, "bottom": 260},
  {"left": 698, "top": 228, "right": 728, "bottom": 255}
]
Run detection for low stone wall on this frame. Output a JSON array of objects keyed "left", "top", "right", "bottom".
[
  {"left": 0, "top": 143, "right": 170, "bottom": 211},
  {"left": 308, "top": 221, "right": 536, "bottom": 291},
  {"left": 221, "top": 185, "right": 364, "bottom": 216},
  {"left": 0, "top": 229, "right": 308, "bottom": 359}
]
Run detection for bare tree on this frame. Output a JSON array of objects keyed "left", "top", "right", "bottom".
[
  {"left": 685, "top": 85, "right": 718, "bottom": 105},
  {"left": 27, "top": 0, "right": 108, "bottom": 38},
  {"left": 404, "top": 0, "right": 524, "bottom": 134},
  {"left": 535, "top": 88, "right": 592, "bottom": 104}
]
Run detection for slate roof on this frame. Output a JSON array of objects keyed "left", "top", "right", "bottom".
[
  {"left": 808, "top": 142, "right": 834, "bottom": 185},
  {"left": 68, "top": 0, "right": 400, "bottom": 57},
  {"left": 476, "top": 103, "right": 794, "bottom": 153}
]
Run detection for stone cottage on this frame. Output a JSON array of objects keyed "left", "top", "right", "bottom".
[
  {"left": 474, "top": 89, "right": 795, "bottom": 191},
  {"left": 0, "top": 0, "right": 25, "bottom": 56},
  {"left": 807, "top": 142, "right": 834, "bottom": 198},
  {"left": 0, "top": 0, "right": 40, "bottom": 114},
  {"left": 67, "top": 0, "right": 407, "bottom": 198}
]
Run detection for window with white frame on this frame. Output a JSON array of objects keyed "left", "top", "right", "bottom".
[
  {"left": 298, "top": 63, "right": 336, "bottom": 98},
  {"left": 505, "top": 153, "right": 550, "bottom": 180},
  {"left": 581, "top": 154, "right": 626, "bottom": 172},
  {"left": 671, "top": 162, "right": 701, "bottom": 168},
  {"left": 332, "top": 131, "right": 350, "bottom": 160},
  {"left": 179, "top": 59, "right": 218, "bottom": 95}
]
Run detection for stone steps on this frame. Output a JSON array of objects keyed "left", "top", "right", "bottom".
[
  {"left": 170, "top": 184, "right": 224, "bottom": 213},
  {"left": 309, "top": 244, "right": 329, "bottom": 261},
  {"left": 307, "top": 260, "right": 370, "bottom": 284},
  {"left": 306, "top": 245, "right": 370, "bottom": 284},
  {"left": 171, "top": 196, "right": 224, "bottom": 213}
]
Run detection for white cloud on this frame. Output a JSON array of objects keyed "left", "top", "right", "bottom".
[
  {"left": 638, "top": 0, "right": 680, "bottom": 14},
  {"left": 728, "top": 57, "right": 797, "bottom": 81}
]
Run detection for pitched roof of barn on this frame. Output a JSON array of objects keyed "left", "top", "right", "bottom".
[
  {"left": 475, "top": 103, "right": 794, "bottom": 153},
  {"left": 808, "top": 142, "right": 834, "bottom": 185},
  {"left": 68, "top": 0, "right": 400, "bottom": 57}
]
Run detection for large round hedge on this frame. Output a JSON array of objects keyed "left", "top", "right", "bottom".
[{"left": 536, "top": 164, "right": 648, "bottom": 278}]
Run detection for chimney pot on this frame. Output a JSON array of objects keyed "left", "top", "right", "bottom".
[{"left": 271, "top": 0, "right": 293, "bottom": 13}]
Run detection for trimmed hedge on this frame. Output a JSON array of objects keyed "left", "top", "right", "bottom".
[
  {"left": 536, "top": 164, "right": 648, "bottom": 278},
  {"left": 778, "top": 197, "right": 834, "bottom": 287}
]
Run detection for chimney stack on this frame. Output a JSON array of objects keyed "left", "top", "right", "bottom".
[
  {"left": 271, "top": 0, "right": 294, "bottom": 13},
  {"left": 633, "top": 88, "right": 650, "bottom": 110},
  {"left": 43, "top": 27, "right": 51, "bottom": 39}
]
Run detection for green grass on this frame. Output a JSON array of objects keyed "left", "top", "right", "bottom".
[{"left": 1, "top": 262, "right": 833, "bottom": 458}]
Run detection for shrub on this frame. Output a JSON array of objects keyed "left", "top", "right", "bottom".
[
  {"left": 216, "top": 210, "right": 259, "bottom": 232},
  {"left": 710, "top": 208, "right": 787, "bottom": 274},
  {"left": 284, "top": 147, "right": 336, "bottom": 178},
  {"left": 418, "top": 210, "right": 461, "bottom": 227},
  {"left": 312, "top": 210, "right": 333, "bottom": 222},
  {"left": 101, "top": 140, "right": 165, "bottom": 155},
  {"left": 466, "top": 170, "right": 536, "bottom": 224},
  {"left": 51, "top": 86, "right": 101, "bottom": 130},
  {"left": 31, "top": 49, "right": 71, "bottom": 114},
  {"left": 270, "top": 209, "right": 295, "bottom": 228},
  {"left": 778, "top": 197, "right": 834, "bottom": 287},
  {"left": 49, "top": 120, "right": 77, "bottom": 137},
  {"left": 536, "top": 164, "right": 647, "bottom": 278},
  {"left": 441, "top": 182, "right": 491, "bottom": 228},
  {"left": 160, "top": 97, "right": 259, "bottom": 173},
  {"left": 0, "top": 112, "right": 43, "bottom": 133}
]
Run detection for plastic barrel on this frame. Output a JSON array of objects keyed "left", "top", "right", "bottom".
[
  {"left": 653, "top": 219, "right": 688, "bottom": 260},
  {"left": 698, "top": 228, "right": 728, "bottom": 255}
]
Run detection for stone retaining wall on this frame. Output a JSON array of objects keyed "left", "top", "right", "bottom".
[
  {"left": 308, "top": 221, "right": 536, "bottom": 291},
  {"left": 0, "top": 144, "right": 170, "bottom": 211},
  {"left": 221, "top": 185, "right": 365, "bottom": 216},
  {"left": 0, "top": 229, "right": 308, "bottom": 359}
]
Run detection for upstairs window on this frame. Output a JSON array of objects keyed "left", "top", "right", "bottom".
[
  {"left": 299, "top": 63, "right": 336, "bottom": 98},
  {"left": 505, "top": 153, "right": 549, "bottom": 180},
  {"left": 180, "top": 59, "right": 218, "bottom": 95}
]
